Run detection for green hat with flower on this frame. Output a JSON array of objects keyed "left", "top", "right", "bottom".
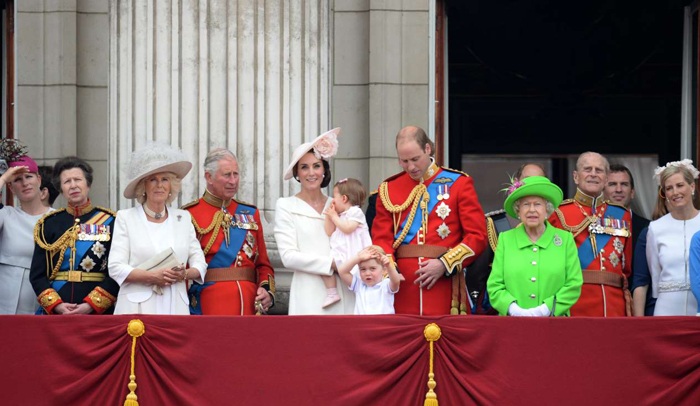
[{"left": 503, "top": 176, "right": 563, "bottom": 218}]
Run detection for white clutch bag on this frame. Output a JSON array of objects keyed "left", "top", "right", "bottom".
[{"left": 135, "top": 247, "right": 181, "bottom": 295}]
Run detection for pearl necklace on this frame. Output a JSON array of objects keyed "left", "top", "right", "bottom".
[{"left": 143, "top": 204, "right": 166, "bottom": 220}]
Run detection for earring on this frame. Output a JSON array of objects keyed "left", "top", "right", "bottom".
[
  {"left": 168, "top": 193, "right": 172, "bottom": 196},
  {"left": 142, "top": 192, "right": 146, "bottom": 197},
  {"left": 294, "top": 176, "right": 299, "bottom": 181}
]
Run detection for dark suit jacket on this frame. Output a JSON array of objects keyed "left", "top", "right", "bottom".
[{"left": 632, "top": 211, "right": 650, "bottom": 253}]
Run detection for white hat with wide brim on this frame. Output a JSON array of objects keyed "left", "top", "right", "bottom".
[
  {"left": 283, "top": 127, "right": 341, "bottom": 181},
  {"left": 123, "top": 142, "right": 193, "bottom": 199}
]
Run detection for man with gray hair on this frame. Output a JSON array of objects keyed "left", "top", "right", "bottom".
[
  {"left": 549, "top": 152, "right": 632, "bottom": 317},
  {"left": 183, "top": 148, "right": 275, "bottom": 315}
]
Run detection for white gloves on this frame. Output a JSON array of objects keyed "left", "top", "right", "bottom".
[
  {"left": 529, "top": 303, "right": 551, "bottom": 317},
  {"left": 508, "top": 302, "right": 528, "bottom": 316},
  {"left": 508, "top": 302, "right": 550, "bottom": 317}
]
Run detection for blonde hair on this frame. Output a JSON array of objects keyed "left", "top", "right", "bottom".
[
  {"left": 334, "top": 178, "right": 367, "bottom": 207},
  {"left": 655, "top": 164, "right": 700, "bottom": 215},
  {"left": 134, "top": 172, "right": 181, "bottom": 205},
  {"left": 359, "top": 245, "right": 390, "bottom": 277}
]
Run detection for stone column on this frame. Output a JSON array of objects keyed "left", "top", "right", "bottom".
[{"left": 110, "top": 0, "right": 332, "bottom": 312}]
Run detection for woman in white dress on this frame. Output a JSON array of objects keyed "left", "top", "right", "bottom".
[
  {"left": 274, "top": 128, "right": 355, "bottom": 314},
  {"left": 108, "top": 143, "right": 207, "bottom": 315},
  {"left": 0, "top": 155, "right": 54, "bottom": 314},
  {"left": 646, "top": 159, "right": 700, "bottom": 316}
]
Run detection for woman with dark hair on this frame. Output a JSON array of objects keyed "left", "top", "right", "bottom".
[
  {"left": 30, "top": 156, "right": 119, "bottom": 314},
  {"left": 274, "top": 128, "right": 355, "bottom": 314},
  {"left": 0, "top": 155, "right": 54, "bottom": 314}
]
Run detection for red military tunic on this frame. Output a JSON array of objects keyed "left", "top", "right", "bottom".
[
  {"left": 548, "top": 189, "right": 632, "bottom": 317},
  {"left": 372, "top": 162, "right": 487, "bottom": 315},
  {"left": 184, "top": 190, "right": 275, "bottom": 315}
]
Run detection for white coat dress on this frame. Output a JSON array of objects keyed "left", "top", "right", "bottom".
[
  {"left": 108, "top": 206, "right": 207, "bottom": 315},
  {"left": 274, "top": 196, "right": 355, "bottom": 314}
]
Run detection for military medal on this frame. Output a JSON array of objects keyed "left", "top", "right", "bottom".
[
  {"left": 613, "top": 237, "right": 624, "bottom": 254},
  {"left": 436, "top": 201, "right": 451, "bottom": 220},
  {"left": 437, "top": 223, "right": 450, "bottom": 239},
  {"left": 80, "top": 257, "right": 96, "bottom": 272},
  {"left": 246, "top": 232, "right": 256, "bottom": 248},
  {"left": 91, "top": 241, "right": 106, "bottom": 258},
  {"left": 436, "top": 184, "right": 451, "bottom": 201},
  {"left": 243, "top": 243, "right": 254, "bottom": 258}
]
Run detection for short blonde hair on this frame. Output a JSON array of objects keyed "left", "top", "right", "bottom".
[{"left": 134, "top": 172, "right": 181, "bottom": 205}]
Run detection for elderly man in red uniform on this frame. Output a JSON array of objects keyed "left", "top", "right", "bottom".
[
  {"left": 184, "top": 148, "right": 275, "bottom": 315},
  {"left": 372, "top": 126, "right": 487, "bottom": 315},
  {"left": 548, "top": 152, "right": 632, "bottom": 317}
]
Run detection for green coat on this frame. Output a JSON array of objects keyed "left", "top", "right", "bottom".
[{"left": 487, "top": 221, "right": 582, "bottom": 316}]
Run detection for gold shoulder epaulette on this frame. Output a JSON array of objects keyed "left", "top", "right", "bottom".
[
  {"left": 95, "top": 206, "right": 116, "bottom": 216},
  {"left": 486, "top": 217, "right": 499, "bottom": 252},
  {"left": 369, "top": 189, "right": 378, "bottom": 196},
  {"left": 604, "top": 200, "right": 627, "bottom": 209},
  {"left": 559, "top": 198, "right": 575, "bottom": 205},
  {"left": 484, "top": 209, "right": 506, "bottom": 218},
  {"left": 180, "top": 200, "right": 200, "bottom": 210},
  {"left": 36, "top": 208, "right": 66, "bottom": 226},
  {"left": 233, "top": 198, "right": 258, "bottom": 208},
  {"left": 441, "top": 167, "right": 469, "bottom": 177}
]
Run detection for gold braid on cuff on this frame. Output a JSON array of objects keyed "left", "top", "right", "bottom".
[
  {"left": 86, "top": 286, "right": 116, "bottom": 313},
  {"left": 439, "top": 243, "right": 474, "bottom": 277},
  {"left": 38, "top": 288, "right": 62, "bottom": 312}
]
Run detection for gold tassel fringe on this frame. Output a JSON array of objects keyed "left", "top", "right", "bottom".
[
  {"left": 124, "top": 319, "right": 145, "bottom": 406},
  {"left": 423, "top": 323, "right": 442, "bottom": 406}
]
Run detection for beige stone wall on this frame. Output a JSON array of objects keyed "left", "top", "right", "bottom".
[
  {"left": 332, "top": 0, "right": 430, "bottom": 194},
  {"left": 15, "top": 0, "right": 110, "bottom": 207}
]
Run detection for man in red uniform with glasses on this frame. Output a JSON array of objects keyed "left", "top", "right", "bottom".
[{"left": 371, "top": 126, "right": 487, "bottom": 315}]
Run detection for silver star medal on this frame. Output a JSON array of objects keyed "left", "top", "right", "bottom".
[
  {"left": 437, "top": 223, "right": 451, "bottom": 239},
  {"left": 612, "top": 237, "right": 624, "bottom": 254},
  {"left": 436, "top": 202, "right": 451, "bottom": 220}
]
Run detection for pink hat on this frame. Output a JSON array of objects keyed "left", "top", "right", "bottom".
[{"left": 10, "top": 155, "right": 39, "bottom": 173}]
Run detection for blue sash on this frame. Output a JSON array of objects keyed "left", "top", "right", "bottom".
[
  {"left": 394, "top": 171, "right": 460, "bottom": 245},
  {"left": 189, "top": 203, "right": 257, "bottom": 314},
  {"left": 577, "top": 205, "right": 626, "bottom": 269}
]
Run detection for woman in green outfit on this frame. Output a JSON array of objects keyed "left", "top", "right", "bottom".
[{"left": 487, "top": 176, "right": 583, "bottom": 316}]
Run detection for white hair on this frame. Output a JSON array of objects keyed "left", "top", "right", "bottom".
[
  {"left": 512, "top": 197, "right": 555, "bottom": 218},
  {"left": 203, "top": 148, "right": 237, "bottom": 176}
]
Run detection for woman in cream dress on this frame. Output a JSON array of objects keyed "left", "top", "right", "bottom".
[
  {"left": 109, "top": 143, "right": 207, "bottom": 315},
  {"left": 274, "top": 128, "right": 355, "bottom": 314}
]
